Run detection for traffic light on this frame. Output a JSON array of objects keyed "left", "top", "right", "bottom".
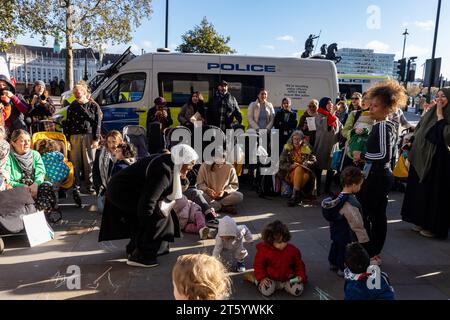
[{"left": 396, "top": 58, "right": 407, "bottom": 82}]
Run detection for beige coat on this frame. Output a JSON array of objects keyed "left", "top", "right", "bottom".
[
  {"left": 247, "top": 100, "right": 275, "bottom": 130},
  {"left": 196, "top": 163, "right": 239, "bottom": 195}
]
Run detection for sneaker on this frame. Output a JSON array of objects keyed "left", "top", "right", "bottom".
[
  {"left": 199, "top": 227, "right": 210, "bottom": 240},
  {"left": 127, "top": 252, "right": 159, "bottom": 268},
  {"left": 420, "top": 230, "right": 435, "bottom": 238},
  {"left": 206, "top": 218, "right": 220, "bottom": 229},
  {"left": 72, "top": 188, "right": 82, "bottom": 208},
  {"left": 411, "top": 225, "right": 423, "bottom": 232},
  {"left": 236, "top": 261, "right": 246, "bottom": 273}
]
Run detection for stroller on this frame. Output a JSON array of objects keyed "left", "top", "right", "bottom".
[
  {"left": 31, "top": 131, "right": 76, "bottom": 212},
  {"left": 123, "top": 125, "right": 150, "bottom": 160}
]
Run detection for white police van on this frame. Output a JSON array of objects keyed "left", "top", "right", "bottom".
[{"left": 90, "top": 52, "right": 338, "bottom": 131}]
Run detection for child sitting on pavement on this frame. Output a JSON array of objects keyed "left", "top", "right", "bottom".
[
  {"left": 173, "top": 195, "right": 212, "bottom": 240},
  {"left": 321, "top": 166, "right": 370, "bottom": 277},
  {"left": 111, "top": 142, "right": 137, "bottom": 176},
  {"left": 344, "top": 243, "right": 395, "bottom": 300},
  {"left": 245, "top": 220, "right": 307, "bottom": 297},
  {"left": 212, "top": 215, "right": 253, "bottom": 273},
  {"left": 172, "top": 253, "right": 232, "bottom": 300}
]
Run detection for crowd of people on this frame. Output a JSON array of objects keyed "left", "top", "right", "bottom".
[{"left": 0, "top": 72, "right": 449, "bottom": 301}]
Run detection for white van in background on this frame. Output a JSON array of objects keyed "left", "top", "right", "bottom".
[{"left": 89, "top": 52, "right": 338, "bottom": 131}]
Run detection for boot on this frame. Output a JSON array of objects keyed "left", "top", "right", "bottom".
[
  {"left": 73, "top": 186, "right": 82, "bottom": 208},
  {"left": 287, "top": 190, "right": 302, "bottom": 207}
]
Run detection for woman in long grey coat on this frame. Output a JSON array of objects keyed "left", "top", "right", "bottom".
[{"left": 313, "top": 97, "right": 342, "bottom": 195}]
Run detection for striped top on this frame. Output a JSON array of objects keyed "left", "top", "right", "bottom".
[{"left": 362, "top": 120, "right": 396, "bottom": 164}]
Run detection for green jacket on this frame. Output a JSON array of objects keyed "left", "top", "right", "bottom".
[{"left": 5, "top": 150, "right": 46, "bottom": 188}]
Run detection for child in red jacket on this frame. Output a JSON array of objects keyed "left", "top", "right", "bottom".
[{"left": 246, "top": 220, "right": 307, "bottom": 297}]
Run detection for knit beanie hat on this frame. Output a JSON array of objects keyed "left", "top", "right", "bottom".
[{"left": 218, "top": 216, "right": 238, "bottom": 237}]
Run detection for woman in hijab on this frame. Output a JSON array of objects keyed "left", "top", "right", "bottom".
[
  {"left": 178, "top": 92, "right": 206, "bottom": 131},
  {"left": 99, "top": 144, "right": 199, "bottom": 268},
  {"left": 313, "top": 97, "right": 342, "bottom": 195},
  {"left": 401, "top": 87, "right": 450, "bottom": 239},
  {"left": 5, "top": 129, "right": 56, "bottom": 213}
]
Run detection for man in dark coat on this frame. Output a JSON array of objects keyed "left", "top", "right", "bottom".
[
  {"left": 99, "top": 145, "right": 198, "bottom": 267},
  {"left": 206, "top": 81, "right": 242, "bottom": 132}
]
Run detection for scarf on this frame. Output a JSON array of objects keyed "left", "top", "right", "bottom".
[
  {"left": 168, "top": 144, "right": 199, "bottom": 201},
  {"left": 318, "top": 107, "right": 337, "bottom": 129},
  {"left": 99, "top": 147, "right": 114, "bottom": 188},
  {"left": 12, "top": 148, "right": 35, "bottom": 181}
]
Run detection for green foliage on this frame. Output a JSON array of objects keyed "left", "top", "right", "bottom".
[
  {"left": 176, "top": 17, "right": 236, "bottom": 54},
  {"left": 19, "top": 0, "right": 153, "bottom": 48},
  {"left": 0, "top": 1, "right": 22, "bottom": 51}
]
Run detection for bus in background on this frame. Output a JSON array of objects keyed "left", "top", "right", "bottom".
[
  {"left": 338, "top": 74, "right": 390, "bottom": 98},
  {"left": 89, "top": 52, "right": 339, "bottom": 132}
]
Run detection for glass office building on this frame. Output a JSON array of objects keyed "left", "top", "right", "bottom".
[{"left": 337, "top": 48, "right": 396, "bottom": 77}]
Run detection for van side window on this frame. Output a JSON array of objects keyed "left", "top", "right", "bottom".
[
  {"left": 158, "top": 73, "right": 264, "bottom": 108},
  {"left": 99, "top": 73, "right": 146, "bottom": 106}
]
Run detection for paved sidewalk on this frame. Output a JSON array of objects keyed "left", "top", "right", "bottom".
[{"left": 0, "top": 187, "right": 449, "bottom": 300}]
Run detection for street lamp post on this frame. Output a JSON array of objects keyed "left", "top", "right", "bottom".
[
  {"left": 402, "top": 29, "right": 409, "bottom": 59},
  {"left": 83, "top": 48, "right": 88, "bottom": 81},
  {"left": 165, "top": 0, "right": 169, "bottom": 49},
  {"left": 428, "top": 0, "right": 442, "bottom": 102}
]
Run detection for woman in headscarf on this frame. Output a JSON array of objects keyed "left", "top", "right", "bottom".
[
  {"left": 313, "top": 97, "right": 342, "bottom": 195},
  {"left": 99, "top": 144, "right": 199, "bottom": 268},
  {"left": 274, "top": 97, "right": 298, "bottom": 155},
  {"left": 5, "top": 129, "right": 56, "bottom": 214},
  {"left": 401, "top": 87, "right": 450, "bottom": 239},
  {"left": 278, "top": 131, "right": 317, "bottom": 207},
  {"left": 178, "top": 92, "right": 206, "bottom": 132}
]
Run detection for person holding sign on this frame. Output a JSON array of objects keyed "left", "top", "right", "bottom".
[{"left": 298, "top": 100, "right": 319, "bottom": 147}]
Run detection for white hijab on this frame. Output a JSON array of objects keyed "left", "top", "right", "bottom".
[{"left": 168, "top": 144, "right": 199, "bottom": 201}]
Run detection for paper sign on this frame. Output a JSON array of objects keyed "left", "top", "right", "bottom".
[
  {"left": 306, "top": 117, "right": 317, "bottom": 131},
  {"left": 23, "top": 211, "right": 55, "bottom": 247}
]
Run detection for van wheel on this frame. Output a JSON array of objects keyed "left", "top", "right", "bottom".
[{"left": 0, "top": 238, "right": 4, "bottom": 254}]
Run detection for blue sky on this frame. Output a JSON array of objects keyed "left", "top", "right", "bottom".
[{"left": 19, "top": 0, "right": 450, "bottom": 78}]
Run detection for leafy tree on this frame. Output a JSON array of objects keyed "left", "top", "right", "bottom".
[
  {"left": 0, "top": 2, "right": 22, "bottom": 51},
  {"left": 19, "top": 0, "right": 153, "bottom": 90},
  {"left": 177, "top": 17, "right": 236, "bottom": 54}
]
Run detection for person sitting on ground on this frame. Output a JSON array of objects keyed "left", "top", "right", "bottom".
[
  {"left": 173, "top": 195, "right": 212, "bottom": 240},
  {"left": 278, "top": 130, "right": 317, "bottom": 207},
  {"left": 37, "top": 139, "right": 70, "bottom": 186},
  {"left": 197, "top": 149, "right": 243, "bottom": 215},
  {"left": 298, "top": 99, "right": 319, "bottom": 147},
  {"left": 172, "top": 253, "right": 232, "bottom": 300},
  {"left": 344, "top": 243, "right": 395, "bottom": 300},
  {"left": 111, "top": 142, "right": 137, "bottom": 176},
  {"left": 5, "top": 129, "right": 56, "bottom": 215},
  {"left": 246, "top": 220, "right": 307, "bottom": 297},
  {"left": 146, "top": 97, "right": 173, "bottom": 132},
  {"left": 321, "top": 166, "right": 370, "bottom": 277},
  {"left": 0, "top": 126, "right": 10, "bottom": 191},
  {"left": 182, "top": 164, "right": 219, "bottom": 224},
  {"left": 212, "top": 215, "right": 253, "bottom": 273}
]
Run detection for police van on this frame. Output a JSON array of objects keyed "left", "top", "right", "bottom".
[
  {"left": 338, "top": 74, "right": 390, "bottom": 98},
  {"left": 89, "top": 52, "right": 339, "bottom": 131}
]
